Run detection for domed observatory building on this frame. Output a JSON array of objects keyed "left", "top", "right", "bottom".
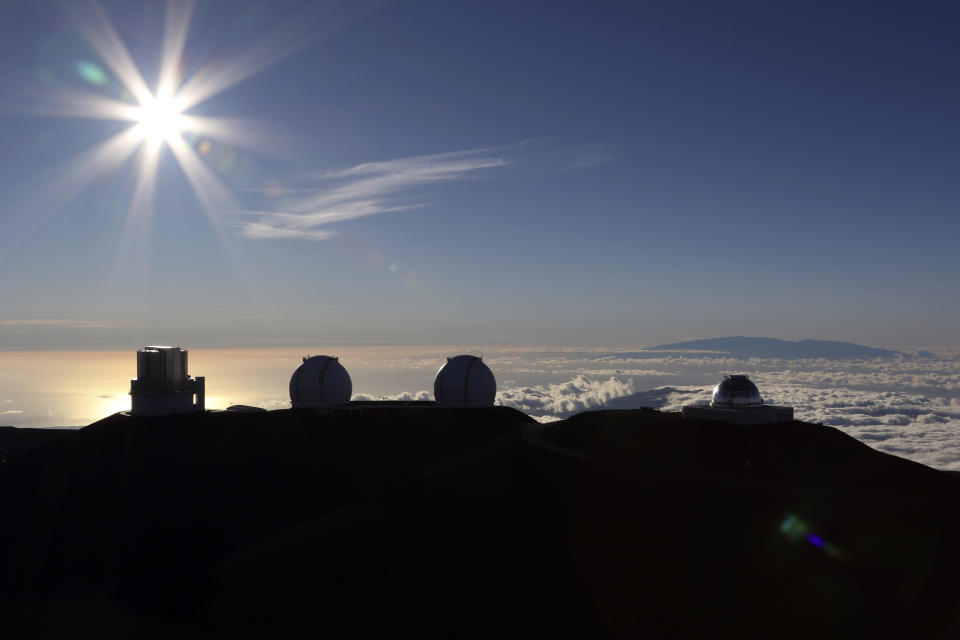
[
  {"left": 434, "top": 355, "right": 496, "bottom": 407},
  {"left": 713, "top": 374, "right": 764, "bottom": 407},
  {"left": 289, "top": 355, "right": 353, "bottom": 408},
  {"left": 681, "top": 374, "right": 793, "bottom": 425},
  {"left": 130, "top": 346, "right": 205, "bottom": 416}
]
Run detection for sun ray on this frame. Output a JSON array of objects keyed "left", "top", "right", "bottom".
[
  {"left": 111, "top": 143, "right": 161, "bottom": 279},
  {"left": 166, "top": 133, "right": 241, "bottom": 222},
  {"left": 14, "top": 88, "right": 140, "bottom": 123},
  {"left": 165, "top": 132, "right": 256, "bottom": 296},
  {"left": 0, "top": 125, "right": 144, "bottom": 257},
  {"left": 166, "top": 132, "right": 245, "bottom": 269},
  {"left": 174, "top": 24, "right": 313, "bottom": 112},
  {"left": 158, "top": 0, "right": 196, "bottom": 97},
  {"left": 59, "top": 0, "right": 153, "bottom": 104},
  {"left": 127, "top": 144, "right": 161, "bottom": 230},
  {"left": 40, "top": 124, "right": 145, "bottom": 213}
]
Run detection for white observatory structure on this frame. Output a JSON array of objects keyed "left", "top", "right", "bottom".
[
  {"left": 433, "top": 355, "right": 496, "bottom": 407},
  {"left": 681, "top": 374, "right": 792, "bottom": 425},
  {"left": 130, "top": 346, "right": 205, "bottom": 416},
  {"left": 289, "top": 355, "right": 353, "bottom": 408}
]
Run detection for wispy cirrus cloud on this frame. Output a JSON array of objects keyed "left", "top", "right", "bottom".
[{"left": 236, "top": 147, "right": 507, "bottom": 241}]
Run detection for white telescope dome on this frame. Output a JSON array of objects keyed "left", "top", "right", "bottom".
[
  {"left": 711, "top": 374, "right": 763, "bottom": 407},
  {"left": 289, "top": 355, "right": 352, "bottom": 408},
  {"left": 433, "top": 355, "right": 496, "bottom": 407}
]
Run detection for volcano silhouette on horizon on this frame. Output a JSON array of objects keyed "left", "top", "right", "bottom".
[{"left": 598, "top": 336, "right": 902, "bottom": 361}]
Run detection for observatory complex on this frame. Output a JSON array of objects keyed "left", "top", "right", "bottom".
[
  {"left": 129, "top": 346, "right": 205, "bottom": 416},
  {"left": 125, "top": 347, "right": 497, "bottom": 417},
  {"left": 289, "top": 354, "right": 497, "bottom": 410},
  {"left": 123, "top": 346, "right": 797, "bottom": 427},
  {"left": 682, "top": 375, "right": 793, "bottom": 425}
]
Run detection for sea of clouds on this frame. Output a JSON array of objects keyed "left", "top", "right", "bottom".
[{"left": 401, "top": 347, "right": 960, "bottom": 471}]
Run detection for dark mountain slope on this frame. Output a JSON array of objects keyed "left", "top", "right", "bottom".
[
  {"left": 0, "top": 426, "right": 74, "bottom": 462},
  {"left": 2, "top": 407, "right": 959, "bottom": 638}
]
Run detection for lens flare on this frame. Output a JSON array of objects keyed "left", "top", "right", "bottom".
[
  {"left": 76, "top": 60, "right": 108, "bottom": 86},
  {"left": 780, "top": 514, "right": 844, "bottom": 560}
]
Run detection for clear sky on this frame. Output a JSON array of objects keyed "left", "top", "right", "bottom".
[{"left": 0, "top": 0, "right": 958, "bottom": 350}]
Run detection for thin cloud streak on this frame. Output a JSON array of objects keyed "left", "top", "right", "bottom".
[
  {"left": 238, "top": 148, "right": 507, "bottom": 241},
  {"left": 301, "top": 146, "right": 511, "bottom": 180},
  {"left": 238, "top": 224, "right": 337, "bottom": 241},
  {"left": 0, "top": 319, "right": 130, "bottom": 329}
]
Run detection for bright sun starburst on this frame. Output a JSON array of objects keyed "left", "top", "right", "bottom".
[{"left": 21, "top": 0, "right": 308, "bottom": 259}]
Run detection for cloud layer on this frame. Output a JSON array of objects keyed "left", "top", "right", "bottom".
[
  {"left": 481, "top": 348, "right": 960, "bottom": 471},
  {"left": 497, "top": 375, "right": 634, "bottom": 418}
]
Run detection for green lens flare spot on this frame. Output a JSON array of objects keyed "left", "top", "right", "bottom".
[{"left": 76, "top": 60, "right": 108, "bottom": 86}]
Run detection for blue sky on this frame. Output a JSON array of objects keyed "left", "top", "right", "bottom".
[{"left": 0, "top": 0, "right": 958, "bottom": 349}]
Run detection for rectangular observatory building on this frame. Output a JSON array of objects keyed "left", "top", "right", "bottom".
[{"left": 130, "top": 346, "right": 205, "bottom": 416}]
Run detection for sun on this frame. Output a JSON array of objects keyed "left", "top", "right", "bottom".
[
  {"left": 17, "top": 0, "right": 308, "bottom": 259},
  {"left": 133, "top": 89, "right": 185, "bottom": 147}
]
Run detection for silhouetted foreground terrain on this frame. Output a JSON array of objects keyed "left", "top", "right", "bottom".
[
  {"left": 0, "top": 426, "right": 74, "bottom": 461},
  {"left": 2, "top": 407, "right": 960, "bottom": 638}
]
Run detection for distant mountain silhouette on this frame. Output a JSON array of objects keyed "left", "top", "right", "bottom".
[{"left": 598, "top": 336, "right": 901, "bottom": 360}]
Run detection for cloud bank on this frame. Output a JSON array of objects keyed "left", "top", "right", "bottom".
[
  {"left": 497, "top": 375, "right": 635, "bottom": 418},
  {"left": 480, "top": 348, "right": 960, "bottom": 471}
]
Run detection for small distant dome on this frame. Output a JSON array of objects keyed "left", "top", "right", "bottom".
[
  {"left": 711, "top": 375, "right": 763, "bottom": 407},
  {"left": 289, "top": 356, "right": 352, "bottom": 408},
  {"left": 434, "top": 355, "right": 496, "bottom": 407}
]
